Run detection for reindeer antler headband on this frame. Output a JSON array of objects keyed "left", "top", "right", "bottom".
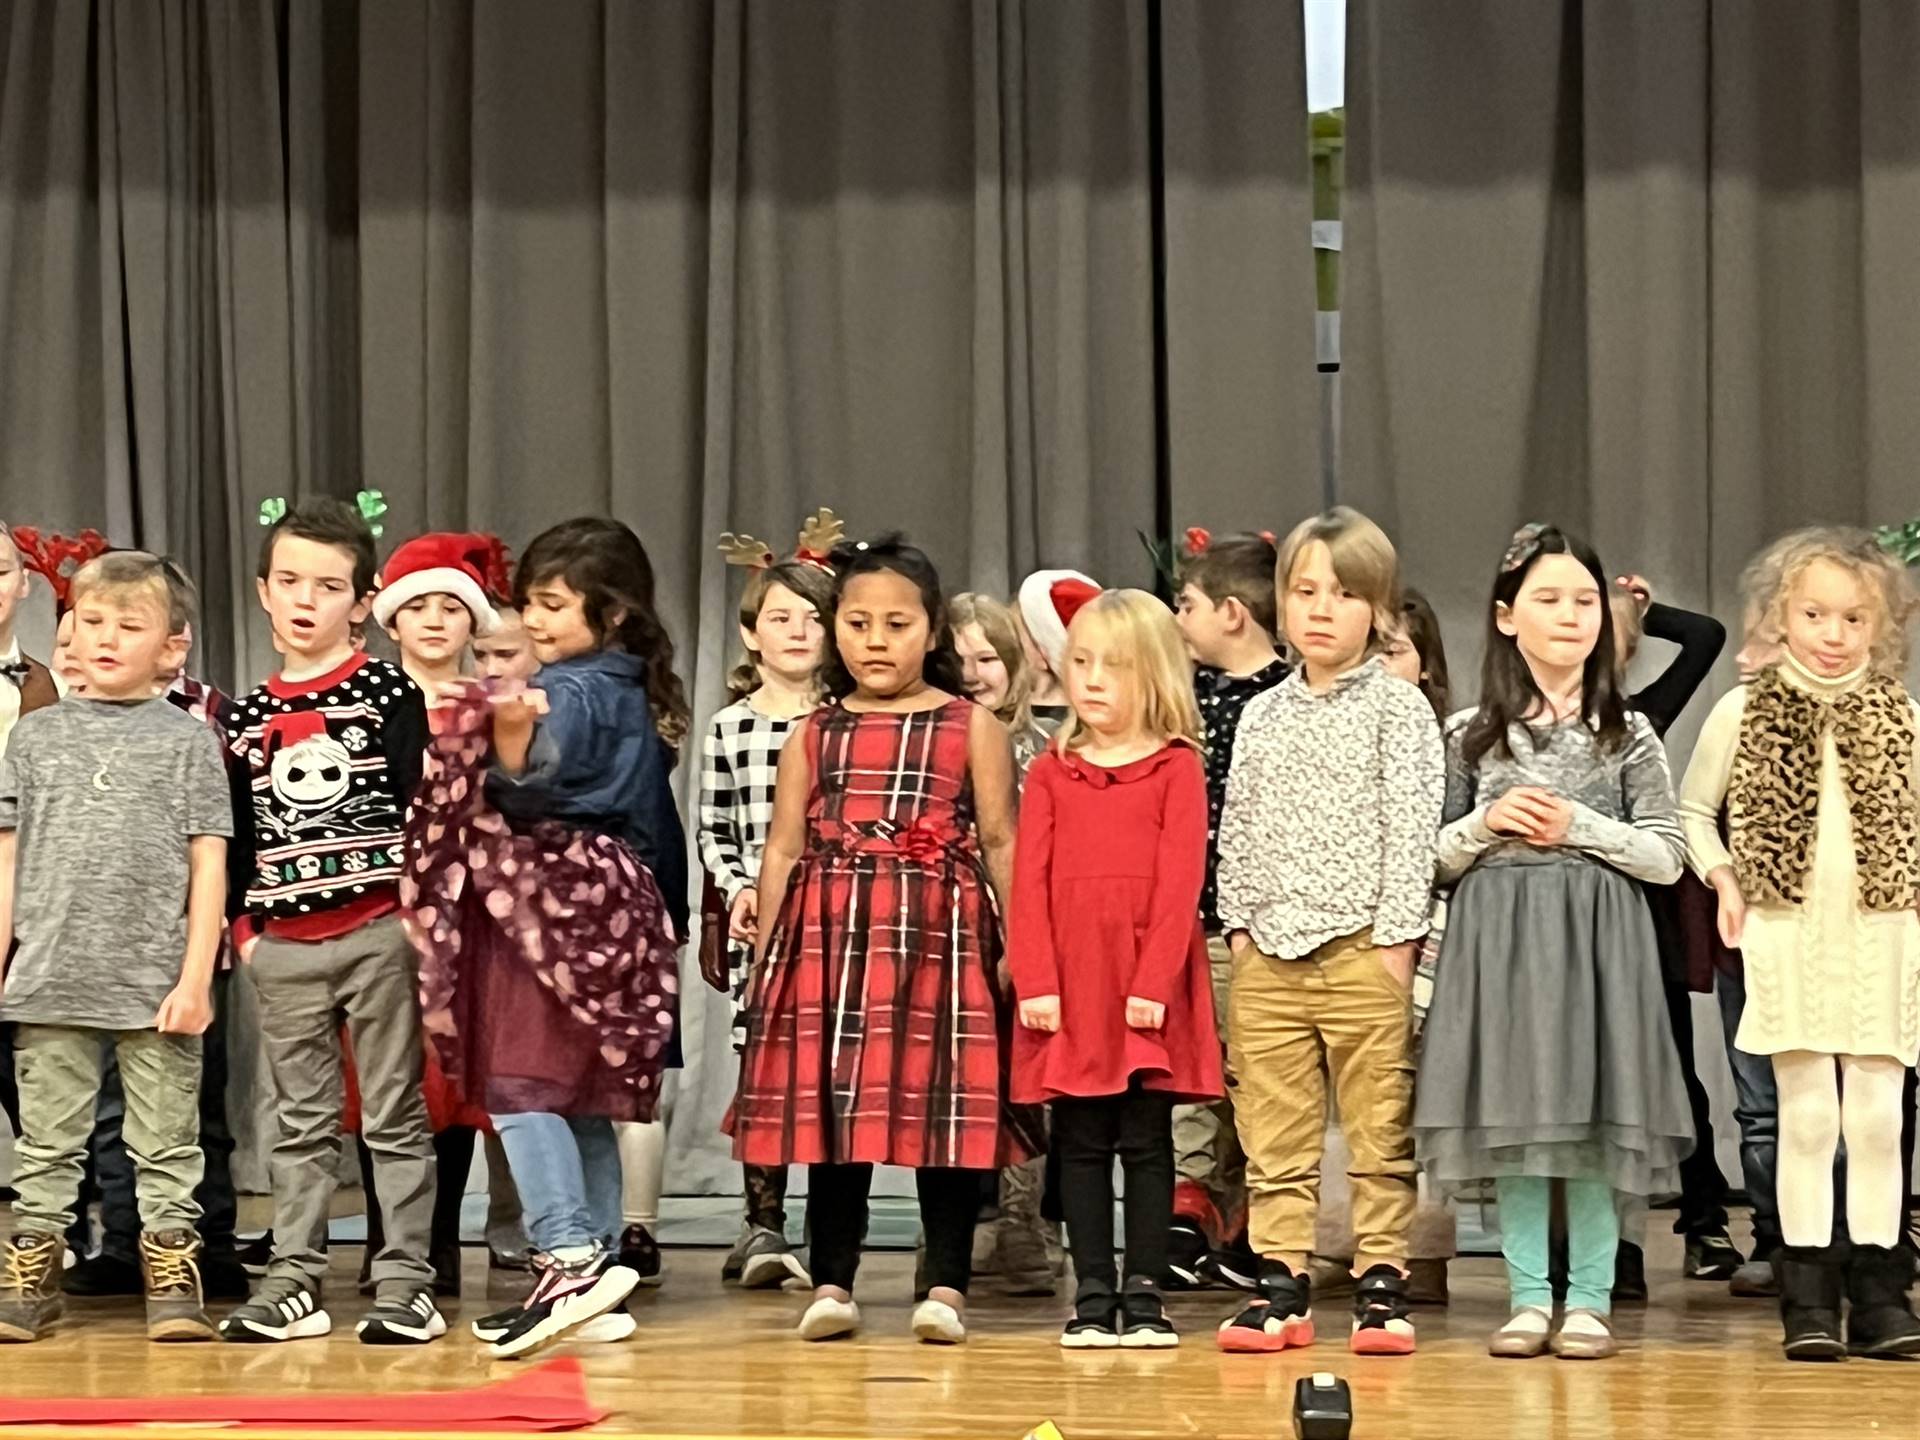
[
  {"left": 9, "top": 525, "right": 111, "bottom": 612},
  {"left": 718, "top": 508, "right": 846, "bottom": 573}
]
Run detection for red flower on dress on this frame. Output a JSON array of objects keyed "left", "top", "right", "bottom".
[
  {"left": 893, "top": 817, "right": 951, "bottom": 865},
  {"left": 1183, "top": 527, "right": 1212, "bottom": 557}
]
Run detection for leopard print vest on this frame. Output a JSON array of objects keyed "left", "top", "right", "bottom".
[{"left": 1726, "top": 666, "right": 1919, "bottom": 912}]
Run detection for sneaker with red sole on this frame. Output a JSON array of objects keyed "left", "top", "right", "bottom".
[
  {"left": 1349, "top": 1264, "right": 1416, "bottom": 1355},
  {"left": 1217, "top": 1267, "right": 1314, "bottom": 1353}
]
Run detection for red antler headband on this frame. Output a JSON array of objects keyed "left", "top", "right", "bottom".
[{"left": 9, "top": 525, "right": 110, "bottom": 612}]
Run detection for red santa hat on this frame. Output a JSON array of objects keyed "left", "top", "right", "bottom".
[
  {"left": 261, "top": 709, "right": 330, "bottom": 762},
  {"left": 371, "top": 533, "right": 503, "bottom": 636},
  {"left": 1016, "top": 568, "right": 1101, "bottom": 673}
]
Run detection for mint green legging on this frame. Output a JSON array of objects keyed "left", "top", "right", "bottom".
[{"left": 1496, "top": 1176, "right": 1619, "bottom": 1315}]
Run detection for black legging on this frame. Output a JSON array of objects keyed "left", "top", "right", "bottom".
[
  {"left": 1663, "top": 977, "right": 1730, "bottom": 1236},
  {"left": 1053, "top": 1085, "right": 1175, "bottom": 1291},
  {"left": 808, "top": 1163, "right": 984, "bottom": 1297},
  {"left": 361, "top": 1126, "right": 476, "bottom": 1257}
]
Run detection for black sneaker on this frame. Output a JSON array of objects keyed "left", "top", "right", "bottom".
[
  {"left": 488, "top": 1249, "right": 639, "bottom": 1360},
  {"left": 1349, "top": 1265, "right": 1415, "bottom": 1355},
  {"left": 1163, "top": 1221, "right": 1211, "bottom": 1290},
  {"left": 1209, "top": 1232, "right": 1259, "bottom": 1293},
  {"left": 219, "top": 1278, "right": 331, "bottom": 1343},
  {"left": 1217, "top": 1265, "right": 1314, "bottom": 1353},
  {"left": 618, "top": 1225, "right": 663, "bottom": 1289},
  {"left": 1685, "top": 1230, "right": 1744, "bottom": 1282},
  {"left": 357, "top": 1285, "right": 447, "bottom": 1345},
  {"left": 1119, "top": 1275, "right": 1178, "bottom": 1349},
  {"left": 1060, "top": 1279, "right": 1120, "bottom": 1351},
  {"left": 1612, "top": 1241, "right": 1648, "bottom": 1305},
  {"left": 63, "top": 1252, "right": 144, "bottom": 1297},
  {"left": 235, "top": 1233, "right": 274, "bottom": 1277}
]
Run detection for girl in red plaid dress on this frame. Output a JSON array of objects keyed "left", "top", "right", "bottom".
[{"left": 730, "top": 536, "right": 1022, "bottom": 1346}]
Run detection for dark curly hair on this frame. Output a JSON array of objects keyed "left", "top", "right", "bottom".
[
  {"left": 819, "top": 534, "right": 965, "bottom": 700},
  {"left": 514, "top": 517, "right": 691, "bottom": 750}
]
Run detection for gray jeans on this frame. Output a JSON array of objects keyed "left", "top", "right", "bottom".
[
  {"left": 10, "top": 1024, "right": 202, "bottom": 1238},
  {"left": 251, "top": 916, "right": 433, "bottom": 1294}
]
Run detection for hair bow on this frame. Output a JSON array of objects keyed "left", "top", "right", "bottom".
[
  {"left": 1500, "top": 522, "right": 1550, "bottom": 574},
  {"left": 1183, "top": 527, "right": 1212, "bottom": 557}
]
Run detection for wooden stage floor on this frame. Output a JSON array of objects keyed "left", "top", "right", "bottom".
[{"left": 0, "top": 1231, "right": 1910, "bottom": 1439}]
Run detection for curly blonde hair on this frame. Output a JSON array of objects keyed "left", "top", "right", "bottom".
[{"left": 1739, "top": 526, "right": 1918, "bottom": 677}]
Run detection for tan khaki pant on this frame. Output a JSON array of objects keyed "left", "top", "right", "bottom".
[
  {"left": 1170, "top": 935, "right": 1244, "bottom": 1223},
  {"left": 1229, "top": 928, "right": 1416, "bottom": 1270}
]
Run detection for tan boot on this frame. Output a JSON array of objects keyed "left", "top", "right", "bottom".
[
  {"left": 0, "top": 1233, "right": 64, "bottom": 1343},
  {"left": 141, "top": 1230, "right": 217, "bottom": 1343}
]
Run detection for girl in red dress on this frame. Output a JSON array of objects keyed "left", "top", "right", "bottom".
[
  {"left": 730, "top": 536, "right": 1022, "bottom": 1347},
  {"left": 1009, "top": 589, "right": 1221, "bottom": 1350}
]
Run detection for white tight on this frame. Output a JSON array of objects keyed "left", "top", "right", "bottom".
[
  {"left": 1773, "top": 1050, "right": 1908, "bottom": 1249},
  {"left": 615, "top": 1119, "right": 668, "bottom": 1230}
]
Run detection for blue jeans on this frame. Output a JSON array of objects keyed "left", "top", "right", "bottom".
[
  {"left": 1715, "top": 965, "right": 1781, "bottom": 1254},
  {"left": 491, "top": 1113, "right": 620, "bottom": 1254}
]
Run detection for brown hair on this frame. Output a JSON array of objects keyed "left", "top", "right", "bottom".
[
  {"left": 257, "top": 497, "right": 379, "bottom": 598},
  {"left": 1179, "top": 533, "right": 1280, "bottom": 641},
  {"left": 1275, "top": 507, "right": 1402, "bottom": 649},
  {"left": 950, "top": 592, "right": 1037, "bottom": 735},
  {"left": 728, "top": 561, "right": 834, "bottom": 701},
  {"left": 1397, "top": 587, "right": 1451, "bottom": 718},
  {"left": 1056, "top": 590, "right": 1202, "bottom": 753},
  {"left": 1740, "top": 526, "right": 1918, "bottom": 678}
]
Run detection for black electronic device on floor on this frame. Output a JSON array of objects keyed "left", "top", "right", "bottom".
[{"left": 1292, "top": 1372, "right": 1353, "bottom": 1440}]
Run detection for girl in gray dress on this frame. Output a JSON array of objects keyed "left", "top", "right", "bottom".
[{"left": 1413, "top": 524, "right": 1694, "bottom": 1362}]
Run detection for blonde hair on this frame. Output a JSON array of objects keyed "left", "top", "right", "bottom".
[
  {"left": 950, "top": 592, "right": 1036, "bottom": 735},
  {"left": 1740, "top": 526, "right": 1917, "bottom": 677},
  {"left": 1056, "top": 589, "right": 1202, "bottom": 752},
  {"left": 1275, "top": 506, "right": 1402, "bottom": 650},
  {"left": 69, "top": 552, "right": 196, "bottom": 635},
  {"left": 1609, "top": 587, "right": 1644, "bottom": 676}
]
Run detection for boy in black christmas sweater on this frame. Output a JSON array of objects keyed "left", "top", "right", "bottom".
[{"left": 218, "top": 498, "right": 441, "bottom": 1347}]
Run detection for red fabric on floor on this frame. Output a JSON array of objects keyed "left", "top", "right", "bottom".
[{"left": 0, "top": 1356, "right": 607, "bottom": 1430}]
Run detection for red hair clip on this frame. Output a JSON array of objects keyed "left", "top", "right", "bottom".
[{"left": 1183, "top": 527, "right": 1212, "bottom": 557}]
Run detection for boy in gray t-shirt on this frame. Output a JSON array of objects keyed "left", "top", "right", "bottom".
[{"left": 0, "top": 553, "right": 231, "bottom": 1344}]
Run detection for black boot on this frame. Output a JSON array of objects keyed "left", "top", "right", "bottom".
[
  {"left": 1779, "top": 1245, "right": 1846, "bottom": 1361},
  {"left": 1845, "top": 1244, "right": 1920, "bottom": 1359}
]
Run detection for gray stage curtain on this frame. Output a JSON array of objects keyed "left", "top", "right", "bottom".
[
  {"left": 0, "top": 0, "right": 1318, "bottom": 1197},
  {"left": 1341, "top": 0, "right": 1920, "bottom": 756}
]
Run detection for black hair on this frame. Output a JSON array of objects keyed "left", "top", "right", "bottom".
[
  {"left": 257, "top": 497, "right": 379, "bottom": 598},
  {"left": 514, "top": 517, "right": 691, "bottom": 748},
  {"left": 818, "top": 533, "right": 965, "bottom": 700},
  {"left": 1462, "top": 524, "right": 1629, "bottom": 766},
  {"left": 1399, "top": 587, "right": 1451, "bottom": 719},
  {"left": 1178, "top": 532, "right": 1281, "bottom": 641}
]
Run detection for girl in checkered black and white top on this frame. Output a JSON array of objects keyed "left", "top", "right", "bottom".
[{"left": 697, "top": 559, "right": 834, "bottom": 1290}]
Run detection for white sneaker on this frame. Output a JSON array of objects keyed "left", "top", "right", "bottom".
[
  {"left": 798, "top": 1296, "right": 861, "bottom": 1342},
  {"left": 571, "top": 1308, "right": 637, "bottom": 1343},
  {"left": 911, "top": 1299, "right": 966, "bottom": 1345}
]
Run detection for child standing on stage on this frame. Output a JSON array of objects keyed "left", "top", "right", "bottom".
[
  {"left": 221, "top": 499, "right": 441, "bottom": 1346},
  {"left": 1679, "top": 527, "right": 1920, "bottom": 1361},
  {"left": 1169, "top": 531, "right": 1288, "bottom": 1290},
  {"left": 1017, "top": 569, "right": 1101, "bottom": 731},
  {"left": 0, "top": 553, "right": 231, "bottom": 1343},
  {"left": 1010, "top": 589, "right": 1220, "bottom": 1349},
  {"left": 730, "top": 536, "right": 1023, "bottom": 1346},
  {"left": 405, "top": 517, "right": 687, "bottom": 1358},
  {"left": 1415, "top": 523, "right": 1693, "bottom": 1362},
  {"left": 1213, "top": 509, "right": 1444, "bottom": 1358},
  {"left": 356, "top": 533, "right": 512, "bottom": 1297},
  {"left": 699, "top": 539, "right": 834, "bottom": 1289}
]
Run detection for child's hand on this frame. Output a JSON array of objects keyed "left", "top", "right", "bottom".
[
  {"left": 1377, "top": 942, "right": 1416, "bottom": 990},
  {"left": 1019, "top": 995, "right": 1062, "bottom": 1032},
  {"left": 154, "top": 982, "right": 214, "bottom": 1036},
  {"left": 1125, "top": 996, "right": 1166, "bottom": 1031},
  {"left": 1487, "top": 786, "right": 1559, "bottom": 839},
  {"left": 489, "top": 685, "right": 549, "bottom": 734},
  {"left": 728, "top": 887, "right": 759, "bottom": 943},
  {"left": 1519, "top": 793, "right": 1572, "bottom": 848},
  {"left": 1616, "top": 574, "right": 1653, "bottom": 616},
  {"left": 1710, "top": 868, "right": 1747, "bottom": 949}
]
